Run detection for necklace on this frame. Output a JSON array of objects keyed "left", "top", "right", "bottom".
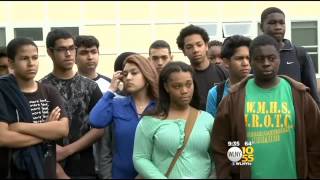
[
  {"left": 137, "top": 104, "right": 146, "bottom": 110},
  {"left": 136, "top": 103, "right": 148, "bottom": 112}
]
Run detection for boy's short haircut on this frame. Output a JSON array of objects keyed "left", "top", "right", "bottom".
[
  {"left": 208, "top": 40, "right": 223, "bottom": 48},
  {"left": 221, "top": 35, "right": 251, "bottom": 59},
  {"left": 249, "top": 34, "right": 280, "bottom": 59},
  {"left": 114, "top": 52, "right": 137, "bottom": 72},
  {"left": 149, "top": 40, "right": 171, "bottom": 55},
  {"left": 75, "top": 35, "right": 100, "bottom": 49},
  {"left": 46, "top": 28, "right": 74, "bottom": 49},
  {"left": 7, "top": 38, "right": 38, "bottom": 61},
  {"left": 261, "top": 7, "right": 285, "bottom": 25}
]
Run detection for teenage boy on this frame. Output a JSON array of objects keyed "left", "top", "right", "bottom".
[
  {"left": 75, "top": 35, "right": 111, "bottom": 93},
  {"left": 148, "top": 40, "right": 173, "bottom": 73},
  {"left": 75, "top": 35, "right": 112, "bottom": 178},
  {"left": 212, "top": 34, "right": 320, "bottom": 179},
  {"left": 0, "top": 38, "right": 69, "bottom": 179},
  {"left": 206, "top": 35, "right": 251, "bottom": 117},
  {"left": 41, "top": 29, "right": 104, "bottom": 178},
  {"left": 260, "top": 7, "right": 320, "bottom": 106},
  {"left": 176, "top": 24, "right": 228, "bottom": 110}
]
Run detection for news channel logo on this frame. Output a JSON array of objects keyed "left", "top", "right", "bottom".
[{"left": 227, "top": 141, "right": 254, "bottom": 166}]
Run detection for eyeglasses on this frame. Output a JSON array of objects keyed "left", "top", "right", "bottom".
[{"left": 50, "top": 46, "right": 77, "bottom": 54}]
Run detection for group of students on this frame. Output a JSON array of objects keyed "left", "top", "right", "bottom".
[{"left": 0, "top": 6, "right": 320, "bottom": 179}]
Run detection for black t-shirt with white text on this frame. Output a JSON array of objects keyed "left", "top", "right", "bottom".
[
  {"left": 23, "top": 82, "right": 67, "bottom": 178},
  {"left": 0, "top": 82, "right": 67, "bottom": 178},
  {"left": 23, "top": 83, "right": 67, "bottom": 123}
]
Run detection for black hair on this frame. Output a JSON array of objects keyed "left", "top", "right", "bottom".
[
  {"left": 149, "top": 40, "right": 171, "bottom": 55},
  {"left": 176, "top": 24, "right": 209, "bottom": 50},
  {"left": 208, "top": 40, "right": 223, "bottom": 48},
  {"left": 75, "top": 35, "right": 99, "bottom": 49},
  {"left": 261, "top": 7, "right": 285, "bottom": 25},
  {"left": 46, "top": 28, "right": 74, "bottom": 49},
  {"left": 145, "top": 61, "right": 200, "bottom": 119},
  {"left": 0, "top": 47, "right": 7, "bottom": 58},
  {"left": 7, "top": 38, "right": 38, "bottom": 61},
  {"left": 221, "top": 35, "right": 251, "bottom": 59},
  {"left": 249, "top": 34, "right": 280, "bottom": 60},
  {"left": 114, "top": 52, "right": 137, "bottom": 71}
]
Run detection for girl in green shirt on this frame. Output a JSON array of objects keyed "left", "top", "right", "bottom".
[{"left": 133, "top": 61, "right": 215, "bottom": 179}]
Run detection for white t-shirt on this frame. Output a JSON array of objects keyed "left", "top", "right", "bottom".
[{"left": 93, "top": 73, "right": 111, "bottom": 94}]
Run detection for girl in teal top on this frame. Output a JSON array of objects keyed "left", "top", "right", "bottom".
[{"left": 133, "top": 61, "right": 215, "bottom": 179}]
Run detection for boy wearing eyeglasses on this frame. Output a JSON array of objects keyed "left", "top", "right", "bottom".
[{"left": 41, "top": 29, "right": 104, "bottom": 179}]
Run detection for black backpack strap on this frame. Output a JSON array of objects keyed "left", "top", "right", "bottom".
[
  {"left": 294, "top": 45, "right": 307, "bottom": 67},
  {"left": 216, "top": 81, "right": 226, "bottom": 107},
  {"left": 215, "top": 64, "right": 228, "bottom": 81},
  {"left": 295, "top": 45, "right": 310, "bottom": 85}
]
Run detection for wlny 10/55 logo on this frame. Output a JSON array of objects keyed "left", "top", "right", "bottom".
[{"left": 227, "top": 141, "right": 254, "bottom": 166}]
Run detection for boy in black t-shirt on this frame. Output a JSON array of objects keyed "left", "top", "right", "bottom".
[
  {"left": 176, "top": 25, "right": 229, "bottom": 110},
  {"left": 41, "top": 29, "right": 103, "bottom": 179},
  {"left": 0, "top": 38, "right": 69, "bottom": 178}
]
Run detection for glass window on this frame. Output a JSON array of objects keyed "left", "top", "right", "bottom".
[
  {"left": 196, "top": 24, "right": 218, "bottom": 36},
  {"left": 195, "top": 23, "right": 218, "bottom": 40},
  {"left": 291, "top": 21, "right": 318, "bottom": 73},
  {"left": 51, "top": 27, "right": 79, "bottom": 37},
  {"left": 14, "top": 28, "right": 43, "bottom": 41},
  {"left": 223, "top": 22, "right": 251, "bottom": 38},
  {"left": 291, "top": 21, "right": 317, "bottom": 46},
  {"left": 0, "top": 28, "right": 5, "bottom": 47}
]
